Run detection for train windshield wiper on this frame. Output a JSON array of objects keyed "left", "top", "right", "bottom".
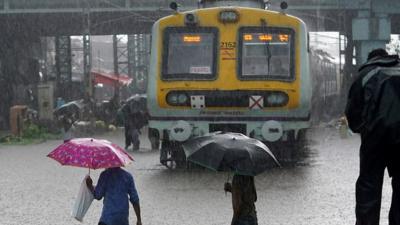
[{"left": 260, "top": 19, "right": 271, "bottom": 74}]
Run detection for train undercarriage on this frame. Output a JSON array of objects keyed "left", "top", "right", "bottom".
[{"left": 150, "top": 127, "right": 309, "bottom": 169}]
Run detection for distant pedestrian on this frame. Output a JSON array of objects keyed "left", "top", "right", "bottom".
[
  {"left": 56, "top": 97, "right": 65, "bottom": 109},
  {"left": 224, "top": 174, "right": 258, "bottom": 225},
  {"left": 345, "top": 48, "right": 400, "bottom": 225},
  {"left": 59, "top": 114, "right": 74, "bottom": 143},
  {"left": 130, "top": 110, "right": 149, "bottom": 151},
  {"left": 117, "top": 103, "right": 133, "bottom": 150},
  {"left": 86, "top": 167, "right": 142, "bottom": 225},
  {"left": 120, "top": 105, "right": 147, "bottom": 151}
]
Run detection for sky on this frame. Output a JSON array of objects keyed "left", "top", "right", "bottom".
[{"left": 310, "top": 32, "right": 400, "bottom": 64}]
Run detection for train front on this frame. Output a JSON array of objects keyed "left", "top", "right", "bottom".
[{"left": 147, "top": 6, "right": 311, "bottom": 163}]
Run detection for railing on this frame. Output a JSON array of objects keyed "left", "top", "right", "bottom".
[
  {"left": 0, "top": 0, "right": 198, "bottom": 12},
  {"left": 0, "top": 0, "right": 398, "bottom": 14}
]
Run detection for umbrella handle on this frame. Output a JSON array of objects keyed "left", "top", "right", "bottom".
[{"left": 88, "top": 168, "right": 90, "bottom": 176}]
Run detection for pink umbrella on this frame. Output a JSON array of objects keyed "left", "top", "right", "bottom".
[{"left": 47, "top": 138, "right": 134, "bottom": 170}]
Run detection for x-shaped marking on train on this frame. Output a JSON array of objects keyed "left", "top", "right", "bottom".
[{"left": 249, "top": 96, "right": 263, "bottom": 109}]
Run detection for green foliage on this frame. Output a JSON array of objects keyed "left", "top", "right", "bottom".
[
  {"left": 22, "top": 123, "right": 44, "bottom": 139},
  {"left": 0, "top": 123, "right": 60, "bottom": 145},
  {"left": 95, "top": 120, "right": 106, "bottom": 130}
]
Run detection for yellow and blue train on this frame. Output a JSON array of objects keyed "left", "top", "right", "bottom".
[{"left": 147, "top": 1, "right": 318, "bottom": 167}]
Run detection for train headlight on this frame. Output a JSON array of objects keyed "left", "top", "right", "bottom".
[
  {"left": 219, "top": 10, "right": 239, "bottom": 23},
  {"left": 178, "top": 93, "right": 188, "bottom": 104},
  {"left": 166, "top": 92, "right": 189, "bottom": 106},
  {"left": 167, "top": 93, "right": 179, "bottom": 105},
  {"left": 185, "top": 13, "right": 198, "bottom": 26},
  {"left": 266, "top": 92, "right": 289, "bottom": 106}
]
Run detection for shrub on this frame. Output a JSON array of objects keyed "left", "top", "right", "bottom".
[{"left": 22, "top": 123, "right": 46, "bottom": 139}]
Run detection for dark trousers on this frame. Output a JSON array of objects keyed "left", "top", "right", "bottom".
[
  {"left": 124, "top": 125, "right": 140, "bottom": 150},
  {"left": 98, "top": 222, "right": 107, "bottom": 225},
  {"left": 355, "top": 134, "right": 400, "bottom": 225},
  {"left": 124, "top": 124, "right": 131, "bottom": 148},
  {"left": 233, "top": 215, "right": 258, "bottom": 225},
  {"left": 131, "top": 128, "right": 140, "bottom": 150}
]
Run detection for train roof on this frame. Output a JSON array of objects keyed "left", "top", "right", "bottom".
[{"left": 155, "top": 6, "right": 305, "bottom": 27}]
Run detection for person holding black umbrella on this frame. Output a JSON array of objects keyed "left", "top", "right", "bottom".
[
  {"left": 224, "top": 175, "right": 258, "bottom": 225},
  {"left": 182, "top": 132, "right": 278, "bottom": 225}
]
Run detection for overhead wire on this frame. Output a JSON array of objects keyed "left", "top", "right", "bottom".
[
  {"left": 97, "top": 0, "right": 158, "bottom": 22},
  {"left": 79, "top": 0, "right": 159, "bottom": 30}
]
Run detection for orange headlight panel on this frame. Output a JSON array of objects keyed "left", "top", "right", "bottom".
[
  {"left": 258, "top": 34, "right": 272, "bottom": 41},
  {"left": 279, "top": 34, "right": 289, "bottom": 42},
  {"left": 183, "top": 35, "right": 201, "bottom": 42},
  {"left": 244, "top": 34, "right": 253, "bottom": 41}
]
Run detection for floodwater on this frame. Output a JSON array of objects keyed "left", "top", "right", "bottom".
[{"left": 0, "top": 126, "right": 394, "bottom": 225}]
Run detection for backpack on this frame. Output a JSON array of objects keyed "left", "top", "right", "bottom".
[{"left": 362, "top": 65, "right": 400, "bottom": 143}]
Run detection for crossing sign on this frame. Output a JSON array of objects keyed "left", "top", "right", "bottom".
[{"left": 249, "top": 95, "right": 263, "bottom": 110}]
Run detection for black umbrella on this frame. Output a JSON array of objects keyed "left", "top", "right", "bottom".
[
  {"left": 182, "top": 132, "right": 280, "bottom": 176},
  {"left": 54, "top": 100, "right": 84, "bottom": 117},
  {"left": 125, "top": 94, "right": 147, "bottom": 113}
]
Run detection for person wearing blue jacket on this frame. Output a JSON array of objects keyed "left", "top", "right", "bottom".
[{"left": 86, "top": 167, "right": 142, "bottom": 225}]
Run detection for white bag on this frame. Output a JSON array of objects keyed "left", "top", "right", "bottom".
[{"left": 71, "top": 175, "right": 94, "bottom": 222}]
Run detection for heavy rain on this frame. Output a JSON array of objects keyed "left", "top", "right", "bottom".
[{"left": 1, "top": 0, "right": 400, "bottom": 225}]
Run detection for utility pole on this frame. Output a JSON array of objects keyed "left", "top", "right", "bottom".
[
  {"left": 82, "top": 0, "right": 95, "bottom": 129},
  {"left": 113, "top": 35, "right": 120, "bottom": 102},
  {"left": 83, "top": 0, "right": 92, "bottom": 98},
  {"left": 113, "top": 34, "right": 129, "bottom": 102}
]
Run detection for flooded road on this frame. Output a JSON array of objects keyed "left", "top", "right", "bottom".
[{"left": 0, "top": 127, "right": 393, "bottom": 225}]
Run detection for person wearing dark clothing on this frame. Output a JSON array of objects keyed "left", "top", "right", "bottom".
[
  {"left": 124, "top": 116, "right": 134, "bottom": 150},
  {"left": 118, "top": 103, "right": 134, "bottom": 150},
  {"left": 345, "top": 48, "right": 400, "bottom": 225},
  {"left": 119, "top": 102, "right": 147, "bottom": 151},
  {"left": 86, "top": 167, "right": 142, "bottom": 225},
  {"left": 129, "top": 111, "right": 147, "bottom": 151},
  {"left": 224, "top": 175, "right": 258, "bottom": 225}
]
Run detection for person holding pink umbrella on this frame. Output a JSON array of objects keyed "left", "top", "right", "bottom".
[
  {"left": 86, "top": 167, "right": 142, "bottom": 225},
  {"left": 47, "top": 138, "right": 142, "bottom": 225}
]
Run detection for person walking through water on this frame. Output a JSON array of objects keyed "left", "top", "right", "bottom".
[
  {"left": 118, "top": 100, "right": 147, "bottom": 151},
  {"left": 345, "top": 48, "right": 400, "bottom": 225},
  {"left": 224, "top": 174, "right": 258, "bottom": 225},
  {"left": 59, "top": 113, "right": 74, "bottom": 143},
  {"left": 86, "top": 167, "right": 142, "bottom": 225}
]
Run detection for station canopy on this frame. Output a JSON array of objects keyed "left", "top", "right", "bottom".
[{"left": 92, "top": 71, "right": 132, "bottom": 87}]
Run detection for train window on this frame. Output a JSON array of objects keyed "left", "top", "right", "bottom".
[
  {"left": 238, "top": 27, "right": 295, "bottom": 81},
  {"left": 162, "top": 27, "right": 218, "bottom": 80}
]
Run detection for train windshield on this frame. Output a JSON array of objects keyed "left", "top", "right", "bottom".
[
  {"left": 162, "top": 27, "right": 218, "bottom": 80},
  {"left": 239, "top": 27, "right": 294, "bottom": 80}
]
